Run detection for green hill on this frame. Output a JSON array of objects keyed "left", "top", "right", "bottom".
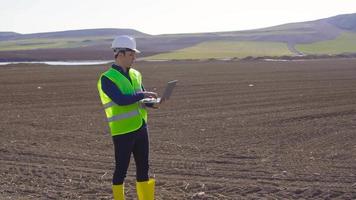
[
  {"left": 143, "top": 41, "right": 293, "bottom": 60},
  {"left": 296, "top": 32, "right": 356, "bottom": 54}
]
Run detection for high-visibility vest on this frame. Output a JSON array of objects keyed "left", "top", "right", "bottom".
[{"left": 97, "top": 67, "right": 147, "bottom": 136}]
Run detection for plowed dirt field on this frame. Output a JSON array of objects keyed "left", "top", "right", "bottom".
[{"left": 0, "top": 59, "right": 355, "bottom": 199}]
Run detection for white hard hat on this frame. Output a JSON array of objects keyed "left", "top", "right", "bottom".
[{"left": 111, "top": 35, "right": 140, "bottom": 53}]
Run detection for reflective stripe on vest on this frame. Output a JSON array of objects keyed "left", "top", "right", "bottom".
[
  {"left": 103, "top": 101, "right": 117, "bottom": 109},
  {"left": 108, "top": 109, "right": 140, "bottom": 122}
]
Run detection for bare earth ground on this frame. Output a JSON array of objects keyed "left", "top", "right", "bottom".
[{"left": 0, "top": 59, "right": 355, "bottom": 200}]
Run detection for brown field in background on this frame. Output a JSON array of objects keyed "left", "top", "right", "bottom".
[{"left": 0, "top": 59, "right": 355, "bottom": 199}]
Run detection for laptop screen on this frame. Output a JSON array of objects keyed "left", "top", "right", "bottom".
[{"left": 161, "top": 80, "right": 178, "bottom": 101}]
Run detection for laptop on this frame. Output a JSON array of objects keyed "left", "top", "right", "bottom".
[{"left": 140, "top": 80, "right": 178, "bottom": 104}]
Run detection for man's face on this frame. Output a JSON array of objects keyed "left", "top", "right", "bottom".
[{"left": 119, "top": 50, "right": 136, "bottom": 67}]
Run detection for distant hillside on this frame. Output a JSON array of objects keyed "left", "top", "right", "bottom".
[
  {"left": 145, "top": 13, "right": 356, "bottom": 60},
  {"left": 0, "top": 32, "right": 21, "bottom": 38},
  {"left": 325, "top": 13, "right": 356, "bottom": 31},
  {"left": 1, "top": 13, "right": 356, "bottom": 61},
  {"left": 0, "top": 28, "right": 148, "bottom": 41}
]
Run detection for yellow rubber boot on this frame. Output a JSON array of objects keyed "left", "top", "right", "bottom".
[
  {"left": 112, "top": 184, "right": 125, "bottom": 200},
  {"left": 136, "top": 179, "right": 155, "bottom": 200}
]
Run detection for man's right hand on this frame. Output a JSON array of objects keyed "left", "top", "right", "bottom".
[{"left": 140, "top": 91, "right": 158, "bottom": 99}]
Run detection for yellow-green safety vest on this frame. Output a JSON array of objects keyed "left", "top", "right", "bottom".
[{"left": 97, "top": 67, "right": 148, "bottom": 136}]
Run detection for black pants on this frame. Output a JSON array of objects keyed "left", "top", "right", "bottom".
[{"left": 112, "top": 124, "right": 149, "bottom": 185}]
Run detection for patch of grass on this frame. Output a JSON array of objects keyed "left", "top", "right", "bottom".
[
  {"left": 296, "top": 32, "right": 356, "bottom": 54},
  {"left": 143, "top": 40, "right": 293, "bottom": 60},
  {"left": 0, "top": 40, "right": 77, "bottom": 51},
  {"left": 0, "top": 36, "right": 112, "bottom": 51}
]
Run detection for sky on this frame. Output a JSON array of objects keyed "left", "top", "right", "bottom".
[{"left": 1, "top": 0, "right": 356, "bottom": 35}]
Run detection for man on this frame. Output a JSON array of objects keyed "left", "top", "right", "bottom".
[{"left": 97, "top": 35, "right": 156, "bottom": 200}]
